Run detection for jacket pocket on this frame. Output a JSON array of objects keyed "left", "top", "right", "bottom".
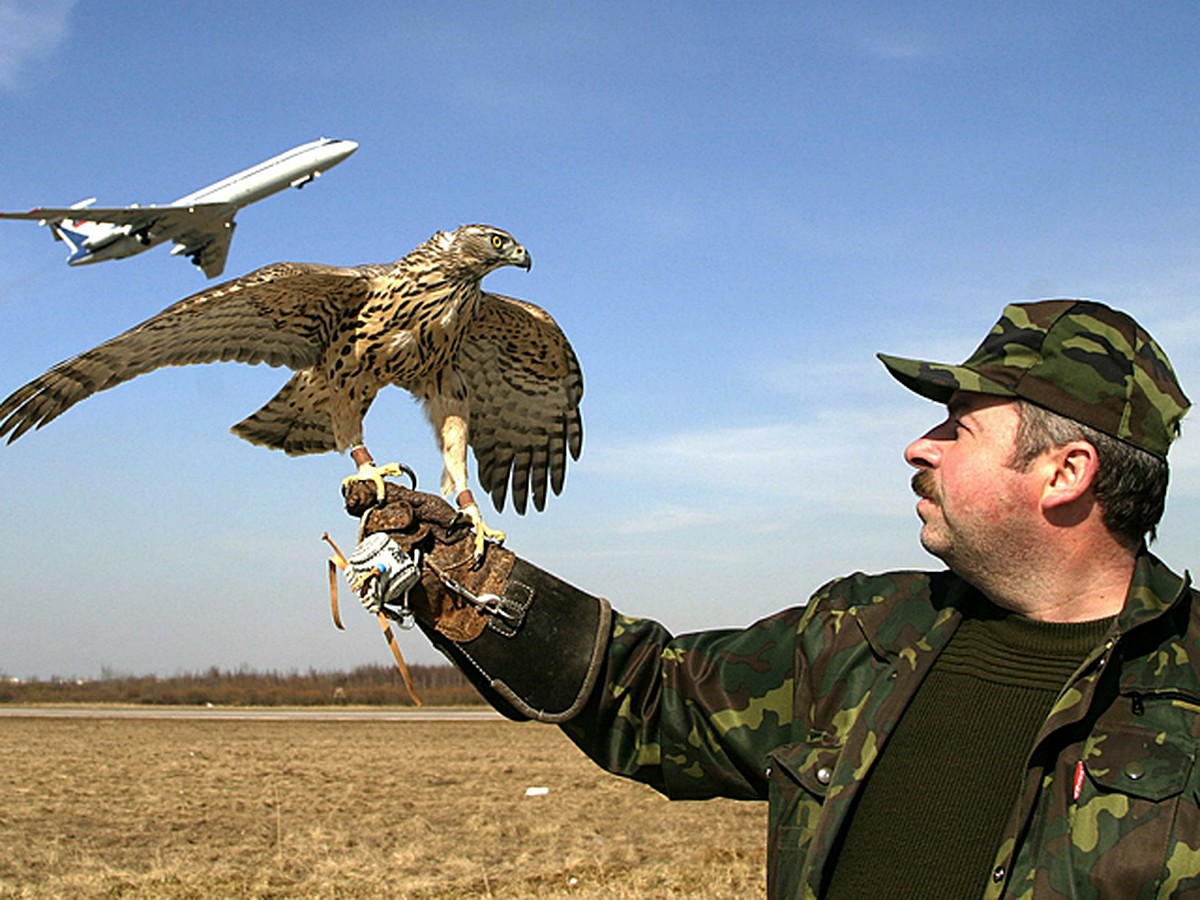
[
  {"left": 1071, "top": 721, "right": 1197, "bottom": 895},
  {"left": 1084, "top": 723, "right": 1190, "bottom": 801},
  {"left": 767, "top": 734, "right": 841, "bottom": 899}
]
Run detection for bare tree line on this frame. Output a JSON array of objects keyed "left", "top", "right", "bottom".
[{"left": 0, "top": 663, "right": 482, "bottom": 707}]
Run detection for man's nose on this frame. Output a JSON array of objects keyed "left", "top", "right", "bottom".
[{"left": 904, "top": 429, "right": 943, "bottom": 470}]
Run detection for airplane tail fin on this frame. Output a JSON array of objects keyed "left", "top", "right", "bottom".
[
  {"left": 47, "top": 199, "right": 103, "bottom": 263},
  {"left": 52, "top": 221, "right": 92, "bottom": 262}
]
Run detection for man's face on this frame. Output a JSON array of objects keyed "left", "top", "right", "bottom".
[{"left": 904, "top": 392, "right": 1042, "bottom": 579}]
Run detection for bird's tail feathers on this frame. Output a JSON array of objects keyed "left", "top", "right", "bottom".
[{"left": 231, "top": 370, "right": 337, "bottom": 456}]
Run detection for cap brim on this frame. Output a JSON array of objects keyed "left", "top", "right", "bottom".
[{"left": 877, "top": 353, "right": 1017, "bottom": 404}]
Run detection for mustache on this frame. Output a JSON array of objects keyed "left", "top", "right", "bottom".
[{"left": 911, "top": 470, "right": 939, "bottom": 503}]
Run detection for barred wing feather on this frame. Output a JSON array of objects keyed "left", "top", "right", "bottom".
[{"left": 459, "top": 292, "right": 584, "bottom": 514}]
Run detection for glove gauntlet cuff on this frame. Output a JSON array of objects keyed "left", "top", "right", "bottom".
[{"left": 417, "top": 556, "right": 612, "bottom": 723}]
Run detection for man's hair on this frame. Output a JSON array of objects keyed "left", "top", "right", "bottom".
[{"left": 1009, "top": 400, "right": 1170, "bottom": 548}]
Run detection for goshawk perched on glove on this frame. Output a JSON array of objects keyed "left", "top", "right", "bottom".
[{"left": 0, "top": 224, "right": 584, "bottom": 553}]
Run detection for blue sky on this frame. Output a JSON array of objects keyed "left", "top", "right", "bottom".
[{"left": 1, "top": 2, "right": 1198, "bottom": 679}]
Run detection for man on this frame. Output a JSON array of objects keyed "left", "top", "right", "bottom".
[{"left": 345, "top": 299, "right": 1198, "bottom": 899}]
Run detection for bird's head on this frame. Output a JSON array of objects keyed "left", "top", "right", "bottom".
[{"left": 444, "top": 225, "right": 532, "bottom": 277}]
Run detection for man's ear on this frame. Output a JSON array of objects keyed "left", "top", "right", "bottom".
[{"left": 1041, "top": 441, "right": 1099, "bottom": 510}]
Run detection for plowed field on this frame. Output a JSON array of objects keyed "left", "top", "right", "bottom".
[{"left": 0, "top": 714, "right": 764, "bottom": 898}]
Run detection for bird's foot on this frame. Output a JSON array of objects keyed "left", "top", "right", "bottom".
[
  {"left": 455, "top": 490, "right": 505, "bottom": 559},
  {"left": 343, "top": 461, "right": 414, "bottom": 503}
]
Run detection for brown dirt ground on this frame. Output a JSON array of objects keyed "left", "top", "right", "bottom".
[{"left": 0, "top": 715, "right": 765, "bottom": 898}]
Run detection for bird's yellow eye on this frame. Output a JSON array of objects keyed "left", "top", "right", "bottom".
[{"left": 491, "top": 235, "right": 504, "bottom": 249}]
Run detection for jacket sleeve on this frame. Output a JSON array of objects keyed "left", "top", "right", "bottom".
[{"left": 560, "top": 606, "right": 807, "bottom": 801}]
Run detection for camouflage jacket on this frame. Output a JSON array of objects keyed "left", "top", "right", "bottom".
[{"left": 561, "top": 551, "right": 1200, "bottom": 899}]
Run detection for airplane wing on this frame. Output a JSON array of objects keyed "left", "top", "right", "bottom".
[
  {"left": 1, "top": 202, "right": 239, "bottom": 277},
  {"left": 0, "top": 202, "right": 234, "bottom": 231},
  {"left": 172, "top": 219, "right": 237, "bottom": 279}
]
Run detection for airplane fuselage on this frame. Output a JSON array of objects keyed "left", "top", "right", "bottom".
[
  {"left": 3, "top": 137, "right": 357, "bottom": 277},
  {"left": 173, "top": 138, "right": 355, "bottom": 210}
]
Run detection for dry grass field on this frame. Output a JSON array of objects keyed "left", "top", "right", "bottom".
[{"left": 0, "top": 712, "right": 765, "bottom": 898}]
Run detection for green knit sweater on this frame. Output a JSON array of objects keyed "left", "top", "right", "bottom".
[{"left": 824, "top": 600, "right": 1113, "bottom": 899}]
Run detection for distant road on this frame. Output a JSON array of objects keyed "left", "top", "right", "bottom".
[{"left": 0, "top": 706, "right": 504, "bottom": 722}]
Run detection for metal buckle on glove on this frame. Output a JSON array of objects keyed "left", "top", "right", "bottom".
[{"left": 423, "top": 558, "right": 527, "bottom": 633}]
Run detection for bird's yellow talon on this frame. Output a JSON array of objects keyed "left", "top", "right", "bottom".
[
  {"left": 475, "top": 523, "right": 506, "bottom": 558},
  {"left": 343, "top": 461, "right": 405, "bottom": 502},
  {"left": 456, "top": 501, "right": 505, "bottom": 559}
]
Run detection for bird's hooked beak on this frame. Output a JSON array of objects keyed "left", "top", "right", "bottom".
[{"left": 512, "top": 245, "right": 532, "bottom": 271}]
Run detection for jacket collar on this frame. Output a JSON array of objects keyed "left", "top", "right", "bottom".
[
  {"left": 1115, "top": 552, "right": 1194, "bottom": 694},
  {"left": 1115, "top": 550, "right": 1191, "bottom": 636},
  {"left": 852, "top": 570, "right": 976, "bottom": 664},
  {"left": 853, "top": 554, "right": 1191, "bottom": 669}
]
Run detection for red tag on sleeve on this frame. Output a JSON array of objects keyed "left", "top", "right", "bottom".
[{"left": 1072, "top": 760, "right": 1086, "bottom": 802}]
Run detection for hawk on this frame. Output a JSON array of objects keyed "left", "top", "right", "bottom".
[{"left": 0, "top": 224, "right": 583, "bottom": 554}]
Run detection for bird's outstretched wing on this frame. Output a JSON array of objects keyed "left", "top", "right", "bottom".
[
  {"left": 459, "top": 292, "right": 584, "bottom": 514},
  {"left": 0, "top": 262, "right": 368, "bottom": 442}
]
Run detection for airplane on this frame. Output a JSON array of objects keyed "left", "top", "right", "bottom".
[{"left": 0, "top": 137, "right": 358, "bottom": 278}]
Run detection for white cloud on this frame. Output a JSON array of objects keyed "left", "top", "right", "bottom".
[
  {"left": 580, "top": 402, "right": 929, "bottom": 542},
  {"left": 592, "top": 404, "right": 924, "bottom": 482},
  {"left": 602, "top": 422, "right": 831, "bottom": 474},
  {"left": 0, "top": 0, "right": 74, "bottom": 90},
  {"left": 611, "top": 503, "right": 722, "bottom": 535}
]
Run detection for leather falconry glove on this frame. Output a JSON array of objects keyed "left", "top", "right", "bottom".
[{"left": 342, "top": 481, "right": 612, "bottom": 723}]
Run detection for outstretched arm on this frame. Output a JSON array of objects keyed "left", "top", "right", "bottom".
[
  {"left": 342, "top": 482, "right": 800, "bottom": 801},
  {"left": 561, "top": 607, "right": 803, "bottom": 801}
]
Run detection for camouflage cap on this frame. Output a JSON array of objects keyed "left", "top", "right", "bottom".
[{"left": 878, "top": 300, "right": 1190, "bottom": 458}]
